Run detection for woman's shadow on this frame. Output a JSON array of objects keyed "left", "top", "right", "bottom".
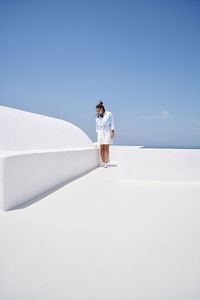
[{"left": 107, "top": 163, "right": 118, "bottom": 167}]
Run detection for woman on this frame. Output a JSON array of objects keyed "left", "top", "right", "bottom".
[{"left": 96, "top": 101, "right": 115, "bottom": 168}]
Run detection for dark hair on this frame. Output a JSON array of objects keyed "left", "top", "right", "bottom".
[{"left": 96, "top": 101, "right": 105, "bottom": 112}]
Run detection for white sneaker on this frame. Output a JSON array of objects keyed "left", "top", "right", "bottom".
[
  {"left": 100, "top": 163, "right": 105, "bottom": 167},
  {"left": 104, "top": 163, "right": 108, "bottom": 168}
]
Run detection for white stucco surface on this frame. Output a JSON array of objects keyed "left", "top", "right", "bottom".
[
  {"left": 0, "top": 146, "right": 200, "bottom": 300},
  {"left": 111, "top": 146, "right": 200, "bottom": 181},
  {"left": 0, "top": 105, "right": 99, "bottom": 210},
  {"left": 0, "top": 105, "right": 93, "bottom": 150}
]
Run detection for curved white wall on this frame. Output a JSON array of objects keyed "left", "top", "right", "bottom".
[
  {"left": 0, "top": 105, "right": 99, "bottom": 210},
  {"left": 0, "top": 105, "right": 92, "bottom": 151}
]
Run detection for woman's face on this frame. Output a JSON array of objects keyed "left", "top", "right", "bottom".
[{"left": 96, "top": 107, "right": 104, "bottom": 115}]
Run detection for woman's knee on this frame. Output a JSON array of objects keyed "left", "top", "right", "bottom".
[{"left": 105, "top": 145, "right": 109, "bottom": 152}]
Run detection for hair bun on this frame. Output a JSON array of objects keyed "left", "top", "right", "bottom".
[{"left": 99, "top": 101, "right": 103, "bottom": 105}]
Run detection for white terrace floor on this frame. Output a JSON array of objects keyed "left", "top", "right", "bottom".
[{"left": 0, "top": 146, "right": 200, "bottom": 300}]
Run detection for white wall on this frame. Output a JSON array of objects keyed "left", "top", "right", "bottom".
[
  {"left": 0, "top": 106, "right": 99, "bottom": 210},
  {"left": 1, "top": 148, "right": 99, "bottom": 211},
  {"left": 0, "top": 105, "right": 93, "bottom": 151}
]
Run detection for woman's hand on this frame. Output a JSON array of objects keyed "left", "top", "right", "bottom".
[{"left": 111, "top": 130, "right": 115, "bottom": 138}]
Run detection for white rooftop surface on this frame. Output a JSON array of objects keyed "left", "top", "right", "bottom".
[{"left": 1, "top": 146, "right": 200, "bottom": 300}]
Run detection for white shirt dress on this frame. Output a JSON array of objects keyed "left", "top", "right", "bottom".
[{"left": 96, "top": 111, "right": 115, "bottom": 145}]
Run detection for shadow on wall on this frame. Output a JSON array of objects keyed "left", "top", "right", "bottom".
[
  {"left": 11, "top": 162, "right": 119, "bottom": 211},
  {"left": 9, "top": 166, "right": 98, "bottom": 211}
]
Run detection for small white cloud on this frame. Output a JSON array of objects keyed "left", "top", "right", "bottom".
[
  {"left": 160, "top": 110, "right": 169, "bottom": 118},
  {"left": 140, "top": 110, "right": 171, "bottom": 120}
]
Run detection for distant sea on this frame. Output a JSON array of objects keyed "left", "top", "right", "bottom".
[
  {"left": 114, "top": 144, "right": 200, "bottom": 149},
  {"left": 143, "top": 145, "right": 200, "bottom": 149}
]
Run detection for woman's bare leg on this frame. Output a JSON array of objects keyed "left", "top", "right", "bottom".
[
  {"left": 104, "top": 144, "right": 109, "bottom": 164},
  {"left": 100, "top": 144, "right": 105, "bottom": 163}
]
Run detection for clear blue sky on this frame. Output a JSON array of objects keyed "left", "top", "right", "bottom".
[{"left": 0, "top": 0, "right": 200, "bottom": 147}]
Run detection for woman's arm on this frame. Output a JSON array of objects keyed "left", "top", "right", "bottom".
[{"left": 110, "top": 113, "right": 115, "bottom": 138}]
